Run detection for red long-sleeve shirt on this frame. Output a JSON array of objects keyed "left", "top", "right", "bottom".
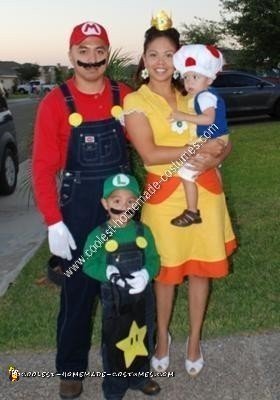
[{"left": 32, "top": 77, "right": 132, "bottom": 226}]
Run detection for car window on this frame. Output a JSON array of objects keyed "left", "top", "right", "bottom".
[
  {"left": 213, "top": 73, "right": 270, "bottom": 88},
  {"left": 229, "top": 74, "right": 261, "bottom": 87},
  {"left": 30, "top": 80, "right": 41, "bottom": 86},
  {"left": 212, "top": 74, "right": 231, "bottom": 87},
  {"left": 0, "top": 94, "right": 8, "bottom": 112}
]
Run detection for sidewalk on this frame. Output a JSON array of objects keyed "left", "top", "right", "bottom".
[
  {"left": 0, "top": 159, "right": 46, "bottom": 296},
  {"left": 1, "top": 331, "right": 279, "bottom": 400}
]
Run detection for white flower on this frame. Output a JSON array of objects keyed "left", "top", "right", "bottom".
[
  {"left": 141, "top": 68, "right": 149, "bottom": 79},
  {"left": 171, "top": 120, "right": 188, "bottom": 134}
]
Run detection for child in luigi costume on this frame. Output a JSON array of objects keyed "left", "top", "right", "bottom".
[{"left": 83, "top": 173, "right": 160, "bottom": 399}]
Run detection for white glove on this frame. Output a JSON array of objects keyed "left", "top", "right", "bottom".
[
  {"left": 48, "top": 221, "right": 77, "bottom": 261},
  {"left": 126, "top": 269, "right": 149, "bottom": 295},
  {"left": 106, "top": 265, "right": 125, "bottom": 288}
]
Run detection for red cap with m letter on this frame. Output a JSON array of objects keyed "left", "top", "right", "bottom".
[{"left": 69, "top": 21, "right": 110, "bottom": 47}]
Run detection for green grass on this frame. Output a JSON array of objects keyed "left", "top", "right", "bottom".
[
  {"left": 8, "top": 93, "right": 30, "bottom": 100},
  {"left": 0, "top": 121, "right": 279, "bottom": 350}
]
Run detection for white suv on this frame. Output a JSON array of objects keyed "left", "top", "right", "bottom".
[
  {"left": 17, "top": 80, "right": 56, "bottom": 94},
  {"left": 17, "top": 80, "right": 42, "bottom": 94}
]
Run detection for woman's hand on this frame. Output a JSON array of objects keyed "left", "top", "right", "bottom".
[
  {"left": 188, "top": 140, "right": 232, "bottom": 173},
  {"left": 199, "top": 138, "right": 225, "bottom": 157}
]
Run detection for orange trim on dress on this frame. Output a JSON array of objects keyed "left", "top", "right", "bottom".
[
  {"left": 155, "top": 239, "right": 237, "bottom": 284},
  {"left": 145, "top": 172, "right": 181, "bottom": 204},
  {"left": 145, "top": 169, "right": 222, "bottom": 204},
  {"left": 196, "top": 169, "right": 223, "bottom": 195}
]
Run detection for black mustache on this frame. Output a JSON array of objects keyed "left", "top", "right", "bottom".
[
  {"left": 77, "top": 59, "right": 106, "bottom": 68},
  {"left": 110, "top": 208, "right": 126, "bottom": 215}
]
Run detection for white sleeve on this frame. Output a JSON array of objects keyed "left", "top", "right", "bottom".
[{"left": 197, "top": 92, "right": 217, "bottom": 112}]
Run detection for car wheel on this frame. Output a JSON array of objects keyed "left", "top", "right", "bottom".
[
  {"left": 0, "top": 147, "right": 18, "bottom": 195},
  {"left": 272, "top": 99, "right": 280, "bottom": 118}
]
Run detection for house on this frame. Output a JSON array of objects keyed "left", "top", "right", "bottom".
[
  {"left": 39, "top": 64, "right": 70, "bottom": 84},
  {"left": 0, "top": 61, "right": 20, "bottom": 92},
  {"left": 38, "top": 65, "right": 56, "bottom": 84},
  {"left": 0, "top": 61, "right": 71, "bottom": 95}
]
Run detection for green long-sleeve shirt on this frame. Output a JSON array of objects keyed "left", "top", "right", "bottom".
[{"left": 83, "top": 220, "right": 160, "bottom": 282}]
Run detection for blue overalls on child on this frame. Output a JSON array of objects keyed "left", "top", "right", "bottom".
[
  {"left": 56, "top": 80, "right": 130, "bottom": 377},
  {"left": 100, "top": 222, "right": 155, "bottom": 400}
]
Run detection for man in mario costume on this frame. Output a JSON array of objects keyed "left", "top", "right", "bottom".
[{"left": 32, "top": 21, "right": 158, "bottom": 399}]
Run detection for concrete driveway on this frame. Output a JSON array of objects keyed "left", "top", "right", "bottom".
[{"left": 0, "top": 159, "right": 46, "bottom": 296}]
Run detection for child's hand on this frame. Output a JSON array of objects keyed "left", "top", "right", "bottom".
[
  {"left": 169, "top": 110, "right": 181, "bottom": 122},
  {"left": 126, "top": 269, "right": 149, "bottom": 294},
  {"left": 169, "top": 110, "right": 188, "bottom": 122},
  {"left": 106, "top": 265, "right": 125, "bottom": 288},
  {"left": 169, "top": 111, "right": 175, "bottom": 122}
]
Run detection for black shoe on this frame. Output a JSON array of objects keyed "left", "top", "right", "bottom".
[
  {"left": 59, "top": 380, "right": 83, "bottom": 399},
  {"left": 139, "top": 379, "right": 161, "bottom": 396},
  {"left": 171, "top": 209, "right": 202, "bottom": 227}
]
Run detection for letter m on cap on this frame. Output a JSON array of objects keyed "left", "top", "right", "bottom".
[{"left": 82, "top": 22, "right": 101, "bottom": 36}]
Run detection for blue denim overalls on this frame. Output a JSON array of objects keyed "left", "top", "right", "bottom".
[
  {"left": 56, "top": 81, "right": 130, "bottom": 377},
  {"left": 101, "top": 222, "right": 155, "bottom": 400}
]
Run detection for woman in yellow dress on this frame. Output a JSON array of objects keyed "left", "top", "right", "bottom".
[{"left": 124, "top": 12, "right": 237, "bottom": 376}]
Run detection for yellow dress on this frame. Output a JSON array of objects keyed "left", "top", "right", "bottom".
[{"left": 124, "top": 85, "right": 237, "bottom": 284}]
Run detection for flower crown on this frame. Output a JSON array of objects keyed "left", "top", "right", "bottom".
[{"left": 151, "top": 10, "right": 173, "bottom": 31}]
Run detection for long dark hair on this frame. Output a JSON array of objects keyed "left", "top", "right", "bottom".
[{"left": 135, "top": 26, "right": 183, "bottom": 91}]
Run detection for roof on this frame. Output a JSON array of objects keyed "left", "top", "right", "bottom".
[{"left": 0, "top": 61, "right": 20, "bottom": 76}]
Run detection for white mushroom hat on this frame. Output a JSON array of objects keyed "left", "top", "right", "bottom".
[{"left": 173, "top": 44, "right": 224, "bottom": 80}]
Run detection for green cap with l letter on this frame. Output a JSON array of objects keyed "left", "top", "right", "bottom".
[{"left": 103, "top": 173, "right": 140, "bottom": 199}]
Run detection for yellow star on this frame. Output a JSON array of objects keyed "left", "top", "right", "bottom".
[{"left": 116, "top": 320, "right": 148, "bottom": 368}]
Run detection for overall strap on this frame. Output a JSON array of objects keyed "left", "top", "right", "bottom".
[
  {"left": 110, "top": 80, "right": 120, "bottom": 106},
  {"left": 100, "top": 221, "right": 121, "bottom": 314},
  {"left": 101, "top": 223, "right": 114, "bottom": 262},
  {"left": 134, "top": 221, "right": 146, "bottom": 265},
  {"left": 134, "top": 220, "right": 144, "bottom": 236},
  {"left": 194, "top": 90, "right": 208, "bottom": 115},
  {"left": 194, "top": 88, "right": 217, "bottom": 114},
  {"left": 60, "top": 83, "right": 76, "bottom": 114},
  {"left": 100, "top": 223, "right": 109, "bottom": 235}
]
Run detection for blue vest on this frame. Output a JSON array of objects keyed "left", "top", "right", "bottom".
[{"left": 194, "top": 88, "right": 228, "bottom": 138}]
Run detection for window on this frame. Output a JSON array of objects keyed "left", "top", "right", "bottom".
[
  {"left": 212, "top": 74, "right": 231, "bottom": 88},
  {"left": 212, "top": 73, "right": 272, "bottom": 88},
  {"left": 228, "top": 74, "right": 259, "bottom": 87}
]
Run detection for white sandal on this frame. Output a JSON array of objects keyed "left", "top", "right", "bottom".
[
  {"left": 151, "top": 333, "right": 171, "bottom": 372},
  {"left": 185, "top": 337, "right": 204, "bottom": 377}
]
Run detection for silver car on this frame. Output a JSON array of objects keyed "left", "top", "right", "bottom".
[
  {"left": 211, "top": 70, "right": 280, "bottom": 118},
  {"left": 0, "top": 93, "right": 19, "bottom": 195}
]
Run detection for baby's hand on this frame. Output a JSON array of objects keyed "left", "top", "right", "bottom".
[
  {"left": 169, "top": 110, "right": 186, "bottom": 122},
  {"left": 168, "top": 112, "right": 175, "bottom": 122},
  {"left": 169, "top": 110, "right": 180, "bottom": 122}
]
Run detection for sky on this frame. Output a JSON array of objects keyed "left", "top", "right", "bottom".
[{"left": 1, "top": 0, "right": 223, "bottom": 67}]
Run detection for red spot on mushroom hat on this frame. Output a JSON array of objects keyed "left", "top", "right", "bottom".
[{"left": 173, "top": 44, "right": 224, "bottom": 79}]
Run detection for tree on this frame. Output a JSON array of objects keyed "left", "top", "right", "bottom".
[
  {"left": 106, "top": 49, "right": 134, "bottom": 86},
  {"left": 221, "top": 0, "right": 280, "bottom": 69},
  {"left": 54, "top": 64, "right": 70, "bottom": 85},
  {"left": 16, "top": 63, "right": 40, "bottom": 82},
  {"left": 180, "top": 17, "right": 224, "bottom": 46}
]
